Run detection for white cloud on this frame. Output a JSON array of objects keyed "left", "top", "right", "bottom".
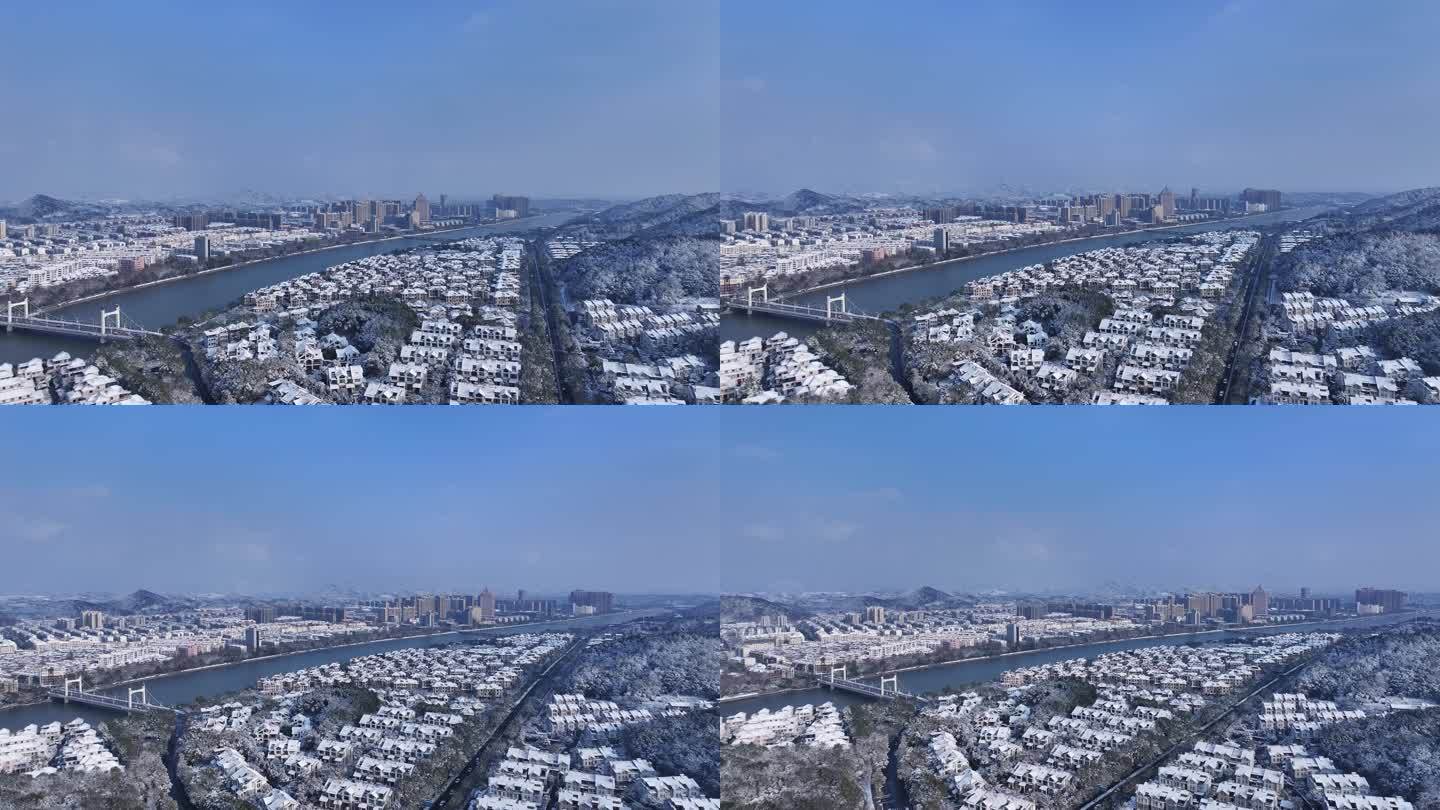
[
  {"left": 817, "top": 520, "right": 860, "bottom": 542},
  {"left": 13, "top": 517, "right": 66, "bottom": 543},
  {"left": 742, "top": 523, "right": 784, "bottom": 541},
  {"left": 732, "top": 444, "right": 781, "bottom": 461},
  {"left": 462, "top": 11, "right": 490, "bottom": 32},
  {"left": 856, "top": 486, "right": 903, "bottom": 502}
]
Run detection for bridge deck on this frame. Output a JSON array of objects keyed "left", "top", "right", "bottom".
[
  {"left": 814, "top": 676, "right": 928, "bottom": 703},
  {"left": 5, "top": 316, "right": 160, "bottom": 341},
  {"left": 47, "top": 688, "right": 173, "bottom": 713},
  {"left": 722, "top": 297, "right": 873, "bottom": 323}
]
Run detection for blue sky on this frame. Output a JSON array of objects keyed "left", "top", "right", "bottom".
[
  {"left": 0, "top": 0, "right": 719, "bottom": 200},
  {"left": 719, "top": 408, "right": 1440, "bottom": 596},
  {"left": 0, "top": 409, "right": 721, "bottom": 596},
  {"left": 1, "top": 408, "right": 1436, "bottom": 599},
  {"left": 6, "top": 1, "right": 1435, "bottom": 201},
  {"left": 721, "top": 1, "right": 1440, "bottom": 195}
]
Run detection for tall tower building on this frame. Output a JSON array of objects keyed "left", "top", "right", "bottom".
[
  {"left": 194, "top": 235, "right": 210, "bottom": 266},
  {"left": 477, "top": 588, "right": 496, "bottom": 621},
  {"left": 414, "top": 193, "right": 431, "bottom": 225},
  {"left": 1159, "top": 187, "right": 1176, "bottom": 221},
  {"left": 1250, "top": 586, "right": 1269, "bottom": 618}
]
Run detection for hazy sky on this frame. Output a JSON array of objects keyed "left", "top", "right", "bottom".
[
  {"left": 720, "top": 409, "right": 1440, "bottom": 596},
  {"left": 0, "top": 0, "right": 720, "bottom": 201},
  {"left": 0, "top": 409, "right": 720, "bottom": 596},
  {"left": 721, "top": 1, "right": 1440, "bottom": 195},
  {"left": 6, "top": 2, "right": 1437, "bottom": 202}
]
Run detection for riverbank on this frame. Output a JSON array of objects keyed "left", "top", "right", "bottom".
[
  {"left": 0, "top": 610, "right": 657, "bottom": 723},
  {"left": 720, "top": 610, "right": 1430, "bottom": 704},
  {"left": 772, "top": 211, "right": 1297, "bottom": 305},
  {"left": 97, "top": 609, "right": 650, "bottom": 695},
  {"left": 32, "top": 221, "right": 521, "bottom": 318}
]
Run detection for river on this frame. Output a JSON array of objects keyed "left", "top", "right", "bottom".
[
  {"left": 0, "top": 608, "right": 668, "bottom": 730},
  {"left": 0, "top": 212, "right": 580, "bottom": 366},
  {"left": 720, "top": 610, "right": 1427, "bottom": 716},
  {"left": 719, "top": 206, "right": 1331, "bottom": 344}
]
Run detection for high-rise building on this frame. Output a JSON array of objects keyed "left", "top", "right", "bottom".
[
  {"left": 1249, "top": 585, "right": 1269, "bottom": 618},
  {"left": 569, "top": 590, "right": 614, "bottom": 614},
  {"left": 477, "top": 588, "right": 496, "bottom": 621},
  {"left": 1355, "top": 587, "right": 1406, "bottom": 613},
  {"left": 924, "top": 206, "right": 957, "bottom": 225},
  {"left": 245, "top": 626, "right": 263, "bottom": 654},
  {"left": 1186, "top": 592, "right": 1222, "bottom": 618},
  {"left": 439, "top": 194, "right": 447, "bottom": 213},
  {"left": 245, "top": 606, "right": 276, "bottom": 624},
  {"left": 173, "top": 212, "right": 209, "bottom": 231},
  {"left": 933, "top": 227, "right": 948, "bottom": 252},
  {"left": 81, "top": 610, "right": 105, "bottom": 629},
  {"left": 864, "top": 605, "right": 886, "bottom": 624},
  {"left": 742, "top": 211, "right": 770, "bottom": 232},
  {"left": 0, "top": 219, "right": 6, "bottom": 240},
  {"left": 1159, "top": 187, "right": 1176, "bottom": 221},
  {"left": 491, "top": 194, "right": 530, "bottom": 218},
  {"left": 1241, "top": 188, "right": 1283, "bottom": 210},
  {"left": 194, "top": 235, "right": 210, "bottom": 266},
  {"left": 414, "top": 194, "right": 431, "bottom": 225},
  {"left": 1006, "top": 622, "right": 1021, "bottom": 646},
  {"left": 1016, "top": 603, "right": 1045, "bottom": 620}
]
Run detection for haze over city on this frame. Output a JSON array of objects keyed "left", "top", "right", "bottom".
[
  {"left": 0, "top": 409, "right": 723, "bottom": 595},
  {"left": 721, "top": 409, "right": 1440, "bottom": 595}
]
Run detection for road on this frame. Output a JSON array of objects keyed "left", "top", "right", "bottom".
[
  {"left": 428, "top": 635, "right": 587, "bottom": 809},
  {"left": 1215, "top": 232, "right": 1279, "bottom": 404},
  {"left": 526, "top": 241, "right": 572, "bottom": 404}
]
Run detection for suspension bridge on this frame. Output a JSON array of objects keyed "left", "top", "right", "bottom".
[
  {"left": 4, "top": 299, "right": 161, "bottom": 342},
  {"left": 814, "top": 667, "right": 930, "bottom": 703},
  {"left": 722, "top": 284, "right": 886, "bottom": 325},
  {"left": 46, "top": 677, "right": 177, "bottom": 714}
]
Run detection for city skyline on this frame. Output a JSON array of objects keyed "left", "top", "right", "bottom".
[
  {"left": 0, "top": 409, "right": 723, "bottom": 595},
  {"left": 720, "top": 409, "right": 1440, "bottom": 594}
]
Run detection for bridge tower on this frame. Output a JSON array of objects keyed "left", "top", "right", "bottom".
[
  {"left": 879, "top": 674, "right": 899, "bottom": 696},
  {"left": 127, "top": 685, "right": 147, "bottom": 710},
  {"left": 99, "top": 307, "right": 121, "bottom": 343},
  {"left": 747, "top": 283, "right": 769, "bottom": 308},
  {"left": 62, "top": 676, "right": 82, "bottom": 702},
  {"left": 5, "top": 298, "right": 27, "bottom": 332},
  {"left": 825, "top": 292, "right": 847, "bottom": 320},
  {"left": 828, "top": 666, "right": 846, "bottom": 684}
]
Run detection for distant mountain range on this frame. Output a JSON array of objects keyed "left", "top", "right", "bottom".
[
  {"left": 572, "top": 189, "right": 873, "bottom": 239},
  {"left": 0, "top": 193, "right": 115, "bottom": 224},
  {"left": 62, "top": 589, "right": 200, "bottom": 617},
  {"left": 720, "top": 594, "right": 813, "bottom": 623},
  {"left": 1343, "top": 186, "right": 1440, "bottom": 231}
]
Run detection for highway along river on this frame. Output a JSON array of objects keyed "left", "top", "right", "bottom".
[
  {"left": 0, "top": 212, "right": 579, "bottom": 366},
  {"left": 719, "top": 610, "right": 1425, "bottom": 716},
  {"left": 720, "top": 206, "right": 1330, "bottom": 344},
  {"left": 0, "top": 609, "right": 667, "bottom": 730}
]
